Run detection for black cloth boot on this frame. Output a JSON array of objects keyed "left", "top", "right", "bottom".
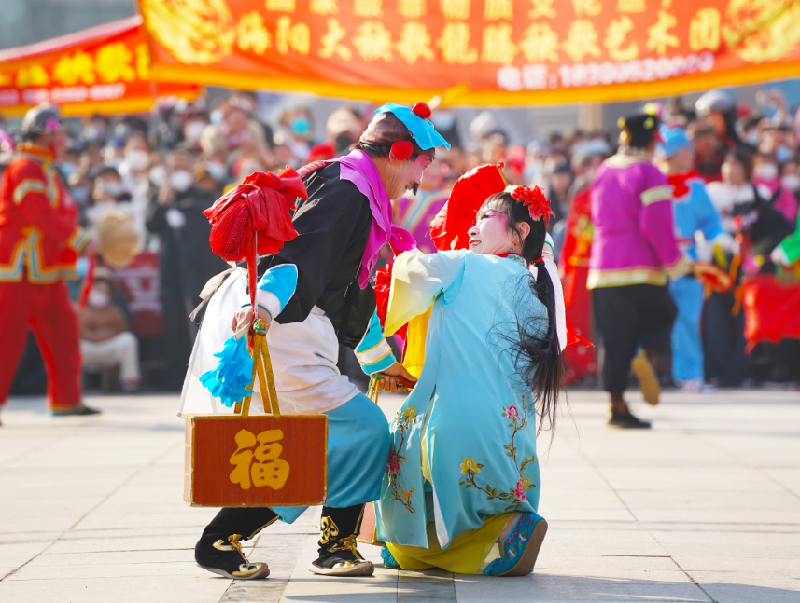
[
  {"left": 310, "top": 504, "right": 373, "bottom": 576},
  {"left": 195, "top": 507, "right": 278, "bottom": 580}
]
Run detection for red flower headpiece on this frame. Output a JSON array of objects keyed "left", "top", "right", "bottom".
[{"left": 505, "top": 184, "right": 555, "bottom": 226}]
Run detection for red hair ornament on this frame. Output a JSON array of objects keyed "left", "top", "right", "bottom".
[{"left": 506, "top": 184, "right": 555, "bottom": 226}]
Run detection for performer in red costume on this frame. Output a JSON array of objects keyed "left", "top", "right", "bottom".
[
  {"left": 559, "top": 183, "right": 596, "bottom": 384},
  {"left": 0, "top": 104, "right": 100, "bottom": 422}
]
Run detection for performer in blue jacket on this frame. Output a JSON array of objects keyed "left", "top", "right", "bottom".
[{"left": 656, "top": 127, "right": 730, "bottom": 392}]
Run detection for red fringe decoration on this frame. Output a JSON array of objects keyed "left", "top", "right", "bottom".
[{"left": 204, "top": 169, "right": 307, "bottom": 306}]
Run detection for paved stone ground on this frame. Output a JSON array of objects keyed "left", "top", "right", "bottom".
[{"left": 0, "top": 390, "right": 798, "bottom": 603}]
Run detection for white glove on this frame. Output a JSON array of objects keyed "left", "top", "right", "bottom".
[{"left": 770, "top": 246, "right": 790, "bottom": 267}]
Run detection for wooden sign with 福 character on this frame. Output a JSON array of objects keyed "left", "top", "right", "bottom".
[{"left": 185, "top": 319, "right": 328, "bottom": 508}]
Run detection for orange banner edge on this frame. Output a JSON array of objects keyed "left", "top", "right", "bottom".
[
  {"left": 151, "top": 60, "right": 800, "bottom": 106},
  {"left": 1, "top": 89, "right": 200, "bottom": 118}
]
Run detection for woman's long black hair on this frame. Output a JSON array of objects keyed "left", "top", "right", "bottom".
[{"left": 482, "top": 192, "right": 565, "bottom": 434}]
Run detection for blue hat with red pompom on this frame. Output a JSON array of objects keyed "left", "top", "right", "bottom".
[{"left": 360, "top": 102, "right": 451, "bottom": 160}]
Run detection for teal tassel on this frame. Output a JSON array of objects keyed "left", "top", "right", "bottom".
[
  {"left": 200, "top": 335, "right": 254, "bottom": 407},
  {"left": 381, "top": 546, "right": 400, "bottom": 569}
]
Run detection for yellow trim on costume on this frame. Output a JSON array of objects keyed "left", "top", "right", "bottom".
[
  {"left": 586, "top": 266, "right": 669, "bottom": 289},
  {"left": 665, "top": 254, "right": 693, "bottom": 281},
  {"left": 0, "top": 239, "right": 26, "bottom": 282},
  {"left": 24, "top": 230, "right": 76, "bottom": 283},
  {"left": 603, "top": 151, "right": 652, "bottom": 169},
  {"left": 640, "top": 186, "right": 673, "bottom": 206},
  {"left": 357, "top": 344, "right": 393, "bottom": 366},
  {"left": 67, "top": 227, "right": 89, "bottom": 252},
  {"left": 12, "top": 179, "right": 46, "bottom": 204},
  {"left": 362, "top": 349, "right": 393, "bottom": 369},
  {"left": 47, "top": 170, "right": 61, "bottom": 209}
]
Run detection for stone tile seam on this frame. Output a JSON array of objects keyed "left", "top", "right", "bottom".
[
  {"left": 0, "top": 422, "right": 88, "bottom": 469},
  {"left": 577, "top": 449, "right": 717, "bottom": 603},
  {"left": 0, "top": 441, "right": 179, "bottom": 582},
  {"left": 689, "top": 429, "right": 800, "bottom": 503}
]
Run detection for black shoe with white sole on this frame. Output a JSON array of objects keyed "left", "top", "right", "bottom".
[
  {"left": 308, "top": 504, "right": 373, "bottom": 577},
  {"left": 310, "top": 546, "right": 374, "bottom": 576},
  {"left": 195, "top": 534, "right": 270, "bottom": 580}
]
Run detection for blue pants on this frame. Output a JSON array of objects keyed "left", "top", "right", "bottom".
[
  {"left": 669, "top": 278, "right": 705, "bottom": 382},
  {"left": 275, "top": 392, "right": 390, "bottom": 523}
]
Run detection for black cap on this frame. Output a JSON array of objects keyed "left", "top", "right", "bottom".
[
  {"left": 553, "top": 159, "right": 571, "bottom": 174},
  {"left": 618, "top": 113, "right": 661, "bottom": 148}
]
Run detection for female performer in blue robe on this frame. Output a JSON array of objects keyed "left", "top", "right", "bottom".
[{"left": 374, "top": 185, "right": 564, "bottom": 577}]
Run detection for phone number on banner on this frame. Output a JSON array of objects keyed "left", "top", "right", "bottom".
[{"left": 498, "top": 52, "right": 715, "bottom": 91}]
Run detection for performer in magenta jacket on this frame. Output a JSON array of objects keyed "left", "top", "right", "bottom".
[{"left": 588, "top": 113, "right": 691, "bottom": 428}]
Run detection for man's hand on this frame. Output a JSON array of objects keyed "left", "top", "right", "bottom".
[
  {"left": 231, "top": 305, "right": 273, "bottom": 335},
  {"left": 158, "top": 184, "right": 175, "bottom": 207},
  {"left": 375, "top": 362, "right": 417, "bottom": 393},
  {"left": 82, "top": 240, "right": 101, "bottom": 256}
]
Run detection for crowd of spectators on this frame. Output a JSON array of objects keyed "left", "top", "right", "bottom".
[{"left": 1, "top": 86, "right": 798, "bottom": 393}]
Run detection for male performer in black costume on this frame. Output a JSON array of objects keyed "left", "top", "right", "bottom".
[{"left": 186, "top": 103, "right": 449, "bottom": 578}]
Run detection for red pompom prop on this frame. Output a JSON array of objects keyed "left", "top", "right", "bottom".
[
  {"left": 390, "top": 141, "right": 414, "bottom": 161},
  {"left": 412, "top": 102, "right": 431, "bottom": 119},
  {"left": 204, "top": 169, "right": 305, "bottom": 261},
  {"left": 204, "top": 168, "right": 307, "bottom": 307},
  {"left": 429, "top": 163, "right": 507, "bottom": 251}
]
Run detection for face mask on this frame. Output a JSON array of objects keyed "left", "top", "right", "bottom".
[
  {"left": 185, "top": 121, "right": 206, "bottom": 143},
  {"left": 748, "top": 130, "right": 760, "bottom": 145},
  {"left": 77, "top": 256, "right": 90, "bottom": 279},
  {"left": 106, "top": 157, "right": 122, "bottom": 170},
  {"left": 289, "top": 116, "right": 312, "bottom": 136},
  {"left": 71, "top": 186, "right": 90, "bottom": 202},
  {"left": 101, "top": 182, "right": 122, "bottom": 199},
  {"left": 114, "top": 124, "right": 132, "bottom": 142},
  {"left": 206, "top": 161, "right": 228, "bottom": 182},
  {"left": 776, "top": 145, "right": 795, "bottom": 163},
  {"left": 149, "top": 165, "right": 166, "bottom": 187},
  {"left": 125, "top": 149, "right": 149, "bottom": 171},
  {"left": 85, "top": 125, "right": 107, "bottom": 143},
  {"left": 61, "top": 162, "right": 77, "bottom": 179},
  {"left": 210, "top": 110, "right": 223, "bottom": 126},
  {"left": 781, "top": 174, "right": 800, "bottom": 191},
  {"left": 88, "top": 289, "right": 109, "bottom": 308},
  {"left": 170, "top": 170, "right": 193, "bottom": 191},
  {"left": 753, "top": 163, "right": 779, "bottom": 181},
  {"left": 524, "top": 161, "right": 543, "bottom": 184}
]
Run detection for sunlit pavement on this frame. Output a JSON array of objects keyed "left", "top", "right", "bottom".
[{"left": 0, "top": 390, "right": 798, "bottom": 603}]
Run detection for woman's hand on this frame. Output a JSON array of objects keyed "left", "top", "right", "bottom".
[
  {"left": 231, "top": 305, "right": 273, "bottom": 335},
  {"left": 375, "top": 362, "right": 417, "bottom": 393}
]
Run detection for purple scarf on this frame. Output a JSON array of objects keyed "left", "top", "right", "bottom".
[{"left": 299, "top": 149, "right": 415, "bottom": 288}]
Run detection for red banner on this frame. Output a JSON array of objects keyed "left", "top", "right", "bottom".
[
  {"left": 742, "top": 275, "right": 800, "bottom": 350},
  {"left": 139, "top": 0, "right": 800, "bottom": 105},
  {"left": 0, "top": 17, "right": 199, "bottom": 117},
  {"left": 112, "top": 253, "right": 164, "bottom": 338}
]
